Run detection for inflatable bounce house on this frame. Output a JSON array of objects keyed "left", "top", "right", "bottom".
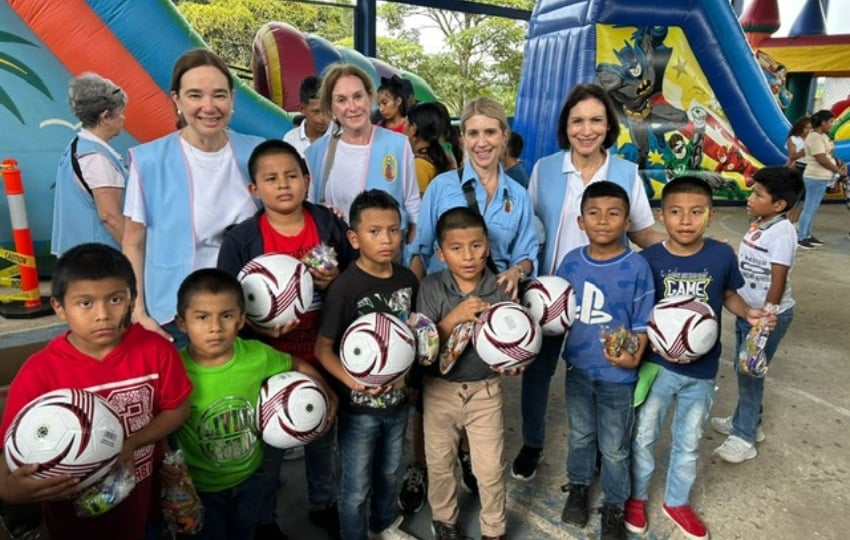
[{"left": 513, "top": 0, "right": 850, "bottom": 201}]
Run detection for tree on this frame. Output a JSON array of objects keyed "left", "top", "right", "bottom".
[
  {"left": 378, "top": 0, "right": 534, "bottom": 115},
  {"left": 175, "top": 0, "right": 353, "bottom": 69}
]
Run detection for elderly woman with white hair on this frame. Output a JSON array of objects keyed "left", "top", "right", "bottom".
[{"left": 51, "top": 72, "right": 128, "bottom": 255}]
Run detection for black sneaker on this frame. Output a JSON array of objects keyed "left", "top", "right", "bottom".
[
  {"left": 431, "top": 520, "right": 471, "bottom": 540},
  {"left": 600, "top": 504, "right": 627, "bottom": 540},
  {"left": 511, "top": 445, "right": 543, "bottom": 481},
  {"left": 458, "top": 448, "right": 478, "bottom": 495},
  {"left": 255, "top": 523, "right": 289, "bottom": 540},
  {"left": 798, "top": 238, "right": 816, "bottom": 249},
  {"left": 308, "top": 503, "right": 341, "bottom": 540},
  {"left": 398, "top": 462, "right": 427, "bottom": 513},
  {"left": 560, "top": 483, "right": 590, "bottom": 527},
  {"left": 809, "top": 236, "right": 825, "bottom": 246}
]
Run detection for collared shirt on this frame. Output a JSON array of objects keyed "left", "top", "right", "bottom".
[
  {"left": 412, "top": 160, "right": 539, "bottom": 275},
  {"left": 283, "top": 121, "right": 332, "bottom": 158}
]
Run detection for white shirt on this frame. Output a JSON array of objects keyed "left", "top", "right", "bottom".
[
  {"left": 123, "top": 138, "right": 257, "bottom": 270},
  {"left": 283, "top": 121, "right": 331, "bottom": 158},
  {"left": 737, "top": 216, "right": 796, "bottom": 312},
  {"left": 528, "top": 151, "right": 655, "bottom": 274},
  {"left": 324, "top": 140, "right": 370, "bottom": 222},
  {"left": 77, "top": 129, "right": 125, "bottom": 190}
]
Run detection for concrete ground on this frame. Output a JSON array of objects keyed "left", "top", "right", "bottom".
[{"left": 2, "top": 204, "right": 849, "bottom": 539}]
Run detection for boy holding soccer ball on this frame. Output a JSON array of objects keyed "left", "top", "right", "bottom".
[
  {"left": 556, "top": 182, "right": 655, "bottom": 540},
  {"left": 0, "top": 243, "right": 193, "bottom": 540},
  {"left": 625, "top": 177, "right": 774, "bottom": 540},
  {"left": 710, "top": 167, "right": 804, "bottom": 462},
  {"left": 314, "top": 190, "right": 418, "bottom": 540},
  {"left": 172, "top": 268, "right": 335, "bottom": 540},
  {"left": 415, "top": 206, "right": 515, "bottom": 540},
  {"left": 217, "top": 139, "right": 356, "bottom": 540}
]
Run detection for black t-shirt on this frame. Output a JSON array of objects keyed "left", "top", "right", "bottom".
[{"left": 318, "top": 262, "right": 418, "bottom": 414}]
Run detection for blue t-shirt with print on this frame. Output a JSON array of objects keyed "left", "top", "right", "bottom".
[
  {"left": 557, "top": 246, "right": 655, "bottom": 384},
  {"left": 640, "top": 239, "right": 744, "bottom": 380}
]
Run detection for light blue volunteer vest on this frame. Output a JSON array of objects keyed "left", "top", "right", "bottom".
[
  {"left": 535, "top": 152, "right": 636, "bottom": 273},
  {"left": 305, "top": 126, "right": 412, "bottom": 230},
  {"left": 51, "top": 136, "right": 128, "bottom": 255},
  {"left": 128, "top": 130, "right": 260, "bottom": 323}
]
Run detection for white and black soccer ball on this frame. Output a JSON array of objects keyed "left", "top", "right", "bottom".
[
  {"left": 4, "top": 389, "right": 124, "bottom": 489},
  {"left": 647, "top": 296, "right": 719, "bottom": 363},
  {"left": 257, "top": 372, "right": 329, "bottom": 449},
  {"left": 473, "top": 302, "right": 543, "bottom": 370},
  {"left": 521, "top": 276, "right": 577, "bottom": 336},
  {"left": 238, "top": 254, "right": 314, "bottom": 327},
  {"left": 340, "top": 312, "right": 415, "bottom": 387}
]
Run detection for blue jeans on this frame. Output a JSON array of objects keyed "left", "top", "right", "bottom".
[
  {"left": 257, "top": 425, "right": 338, "bottom": 525},
  {"left": 564, "top": 365, "right": 634, "bottom": 506},
  {"left": 731, "top": 309, "right": 794, "bottom": 443},
  {"left": 520, "top": 335, "right": 564, "bottom": 448},
  {"left": 797, "top": 178, "right": 830, "bottom": 239},
  {"left": 179, "top": 470, "right": 263, "bottom": 540},
  {"left": 337, "top": 409, "right": 408, "bottom": 540},
  {"left": 631, "top": 368, "right": 715, "bottom": 507}
]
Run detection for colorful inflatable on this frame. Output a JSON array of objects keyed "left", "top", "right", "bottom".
[{"left": 252, "top": 21, "right": 439, "bottom": 112}]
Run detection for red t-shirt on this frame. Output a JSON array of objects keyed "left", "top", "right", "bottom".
[
  {"left": 258, "top": 211, "right": 323, "bottom": 362},
  {"left": 0, "top": 324, "right": 193, "bottom": 540}
]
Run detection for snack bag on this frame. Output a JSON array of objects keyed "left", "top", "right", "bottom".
[
  {"left": 408, "top": 312, "right": 440, "bottom": 366},
  {"left": 301, "top": 243, "right": 338, "bottom": 271},
  {"left": 438, "top": 322, "right": 474, "bottom": 375},
  {"left": 599, "top": 325, "right": 639, "bottom": 357},
  {"left": 161, "top": 450, "right": 204, "bottom": 535},
  {"left": 737, "top": 303, "right": 779, "bottom": 378},
  {"left": 74, "top": 463, "right": 136, "bottom": 518}
]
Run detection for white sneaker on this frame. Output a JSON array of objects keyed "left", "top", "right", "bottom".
[
  {"left": 714, "top": 435, "right": 758, "bottom": 463},
  {"left": 710, "top": 415, "right": 765, "bottom": 443},
  {"left": 368, "top": 515, "right": 418, "bottom": 540}
]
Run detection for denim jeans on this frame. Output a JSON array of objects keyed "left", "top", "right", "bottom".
[
  {"left": 731, "top": 309, "right": 794, "bottom": 443},
  {"left": 337, "top": 409, "right": 408, "bottom": 540},
  {"left": 797, "top": 178, "right": 830, "bottom": 239},
  {"left": 520, "top": 335, "right": 565, "bottom": 448},
  {"left": 564, "top": 365, "right": 634, "bottom": 507},
  {"left": 179, "top": 470, "right": 263, "bottom": 540},
  {"left": 256, "top": 424, "right": 338, "bottom": 526},
  {"left": 631, "top": 368, "right": 715, "bottom": 507}
]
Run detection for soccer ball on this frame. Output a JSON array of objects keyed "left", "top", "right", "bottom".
[
  {"left": 257, "top": 372, "right": 329, "bottom": 449},
  {"left": 647, "top": 296, "right": 719, "bottom": 363},
  {"left": 473, "top": 302, "right": 543, "bottom": 370},
  {"left": 4, "top": 389, "right": 124, "bottom": 489},
  {"left": 340, "top": 312, "right": 415, "bottom": 387},
  {"left": 521, "top": 276, "right": 577, "bottom": 336},
  {"left": 238, "top": 254, "right": 314, "bottom": 328}
]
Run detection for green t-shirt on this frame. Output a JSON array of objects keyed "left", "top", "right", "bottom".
[{"left": 178, "top": 337, "right": 292, "bottom": 492}]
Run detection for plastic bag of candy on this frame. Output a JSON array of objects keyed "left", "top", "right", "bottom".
[
  {"left": 439, "top": 322, "right": 474, "bottom": 375},
  {"left": 301, "top": 243, "right": 338, "bottom": 271},
  {"left": 736, "top": 303, "right": 779, "bottom": 378},
  {"left": 599, "top": 325, "right": 639, "bottom": 357},
  {"left": 74, "top": 462, "right": 136, "bottom": 517},
  {"left": 408, "top": 312, "right": 440, "bottom": 366},
  {"left": 161, "top": 450, "right": 204, "bottom": 535}
]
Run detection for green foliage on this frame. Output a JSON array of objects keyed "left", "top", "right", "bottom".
[{"left": 175, "top": 0, "right": 353, "bottom": 68}]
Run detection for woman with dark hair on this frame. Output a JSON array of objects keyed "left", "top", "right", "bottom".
[
  {"left": 376, "top": 75, "right": 408, "bottom": 133},
  {"left": 514, "top": 84, "right": 663, "bottom": 488},
  {"left": 123, "top": 48, "right": 262, "bottom": 344},
  {"left": 785, "top": 115, "right": 811, "bottom": 223},
  {"left": 52, "top": 73, "right": 128, "bottom": 255},
  {"left": 406, "top": 101, "right": 455, "bottom": 194},
  {"left": 797, "top": 109, "right": 847, "bottom": 249}
]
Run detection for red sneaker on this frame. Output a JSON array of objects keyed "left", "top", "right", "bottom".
[
  {"left": 662, "top": 504, "right": 708, "bottom": 540},
  {"left": 624, "top": 498, "right": 647, "bottom": 534}
]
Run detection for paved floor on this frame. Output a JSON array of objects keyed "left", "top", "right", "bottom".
[{"left": 2, "top": 204, "right": 849, "bottom": 539}]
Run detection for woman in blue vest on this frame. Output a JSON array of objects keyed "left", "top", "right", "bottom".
[
  {"left": 512, "top": 83, "right": 665, "bottom": 482},
  {"left": 306, "top": 64, "right": 420, "bottom": 248},
  {"left": 123, "top": 49, "right": 261, "bottom": 345},
  {"left": 51, "top": 73, "right": 128, "bottom": 256}
]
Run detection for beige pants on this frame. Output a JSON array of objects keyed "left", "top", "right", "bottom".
[{"left": 423, "top": 375, "right": 506, "bottom": 537}]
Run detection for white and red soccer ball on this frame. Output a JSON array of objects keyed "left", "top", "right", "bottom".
[
  {"left": 647, "top": 296, "right": 719, "bottom": 363},
  {"left": 473, "top": 302, "right": 542, "bottom": 370},
  {"left": 4, "top": 389, "right": 124, "bottom": 489},
  {"left": 521, "top": 276, "right": 577, "bottom": 336},
  {"left": 257, "top": 372, "right": 330, "bottom": 449},
  {"left": 238, "top": 254, "right": 314, "bottom": 328},
  {"left": 340, "top": 312, "right": 415, "bottom": 387}
]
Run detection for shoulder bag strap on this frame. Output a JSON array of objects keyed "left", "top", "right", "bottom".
[
  {"left": 70, "top": 137, "right": 94, "bottom": 197},
  {"left": 457, "top": 167, "right": 500, "bottom": 274}
]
